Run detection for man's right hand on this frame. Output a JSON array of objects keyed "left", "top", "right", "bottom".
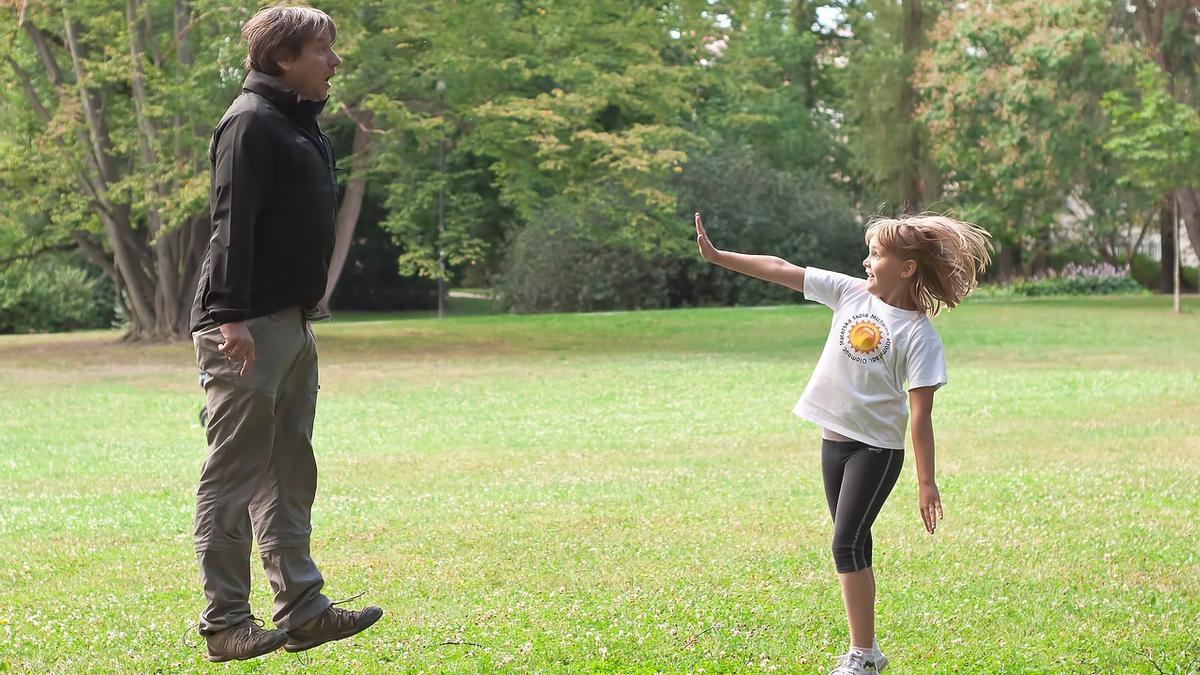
[{"left": 218, "top": 321, "right": 255, "bottom": 376}]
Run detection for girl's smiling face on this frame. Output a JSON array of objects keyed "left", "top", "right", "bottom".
[{"left": 863, "top": 235, "right": 916, "bottom": 301}]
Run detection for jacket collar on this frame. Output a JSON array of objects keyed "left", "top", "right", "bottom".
[{"left": 242, "top": 70, "right": 327, "bottom": 120}]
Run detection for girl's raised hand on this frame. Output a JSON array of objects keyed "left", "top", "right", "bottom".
[{"left": 695, "top": 212, "right": 720, "bottom": 263}]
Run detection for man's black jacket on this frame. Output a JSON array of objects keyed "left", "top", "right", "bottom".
[{"left": 190, "top": 71, "right": 337, "bottom": 332}]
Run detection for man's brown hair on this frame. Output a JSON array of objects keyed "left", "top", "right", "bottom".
[{"left": 242, "top": 5, "right": 336, "bottom": 76}]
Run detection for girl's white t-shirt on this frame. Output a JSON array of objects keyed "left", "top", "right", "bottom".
[{"left": 792, "top": 267, "right": 947, "bottom": 449}]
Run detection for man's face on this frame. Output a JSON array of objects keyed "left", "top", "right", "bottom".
[{"left": 278, "top": 32, "right": 341, "bottom": 101}]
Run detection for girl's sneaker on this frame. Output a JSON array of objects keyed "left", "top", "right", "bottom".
[{"left": 830, "top": 647, "right": 887, "bottom": 675}]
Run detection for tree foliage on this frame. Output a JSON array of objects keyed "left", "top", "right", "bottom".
[
  {"left": 5, "top": 0, "right": 1200, "bottom": 335},
  {"left": 914, "top": 0, "right": 1150, "bottom": 271},
  {"left": 2, "top": 0, "right": 251, "bottom": 338}
]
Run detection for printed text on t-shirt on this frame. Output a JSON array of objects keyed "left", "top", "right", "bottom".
[{"left": 837, "top": 312, "right": 891, "bottom": 365}]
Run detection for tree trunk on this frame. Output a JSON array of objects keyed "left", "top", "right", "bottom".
[
  {"left": 1125, "top": 207, "right": 1157, "bottom": 266},
  {"left": 996, "top": 242, "right": 1021, "bottom": 280},
  {"left": 127, "top": 0, "right": 180, "bottom": 338},
  {"left": 1159, "top": 203, "right": 1176, "bottom": 293},
  {"left": 1136, "top": 2, "right": 1200, "bottom": 291},
  {"left": 1173, "top": 187, "right": 1200, "bottom": 268},
  {"left": 175, "top": 215, "right": 208, "bottom": 336},
  {"left": 899, "top": 0, "right": 924, "bottom": 214},
  {"left": 62, "top": 10, "right": 161, "bottom": 335},
  {"left": 171, "top": 0, "right": 204, "bottom": 338},
  {"left": 17, "top": 12, "right": 203, "bottom": 341},
  {"left": 321, "top": 112, "right": 375, "bottom": 309}
]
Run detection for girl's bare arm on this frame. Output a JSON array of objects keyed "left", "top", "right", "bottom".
[
  {"left": 910, "top": 385, "right": 942, "bottom": 534},
  {"left": 695, "top": 213, "right": 806, "bottom": 292}
]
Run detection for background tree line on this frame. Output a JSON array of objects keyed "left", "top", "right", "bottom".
[{"left": 2, "top": 0, "right": 1197, "bottom": 338}]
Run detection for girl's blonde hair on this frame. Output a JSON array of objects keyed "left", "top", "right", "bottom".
[{"left": 864, "top": 214, "right": 992, "bottom": 316}]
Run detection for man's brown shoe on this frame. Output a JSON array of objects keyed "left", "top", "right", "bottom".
[
  {"left": 203, "top": 616, "right": 288, "bottom": 663},
  {"left": 284, "top": 601, "right": 384, "bottom": 653}
]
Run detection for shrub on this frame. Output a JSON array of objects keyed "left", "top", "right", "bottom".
[
  {"left": 1130, "top": 253, "right": 1160, "bottom": 290},
  {"left": 496, "top": 211, "right": 669, "bottom": 313},
  {"left": 1129, "top": 253, "right": 1198, "bottom": 292},
  {"left": 975, "top": 261, "right": 1147, "bottom": 298},
  {"left": 668, "top": 144, "right": 864, "bottom": 306},
  {"left": 0, "top": 258, "right": 116, "bottom": 333},
  {"left": 497, "top": 144, "right": 903, "bottom": 312}
]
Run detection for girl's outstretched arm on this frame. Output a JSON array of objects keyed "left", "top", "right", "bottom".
[
  {"left": 910, "top": 385, "right": 942, "bottom": 534},
  {"left": 695, "top": 213, "right": 806, "bottom": 292}
]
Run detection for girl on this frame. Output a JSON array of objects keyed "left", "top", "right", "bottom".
[{"left": 694, "top": 212, "right": 991, "bottom": 674}]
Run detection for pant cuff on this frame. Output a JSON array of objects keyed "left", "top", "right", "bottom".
[
  {"left": 276, "top": 594, "right": 332, "bottom": 633},
  {"left": 257, "top": 537, "right": 311, "bottom": 554}
]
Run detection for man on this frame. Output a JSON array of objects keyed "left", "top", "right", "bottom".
[{"left": 189, "top": 5, "right": 381, "bottom": 663}]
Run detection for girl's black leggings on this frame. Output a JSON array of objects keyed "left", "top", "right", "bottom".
[{"left": 821, "top": 439, "right": 904, "bottom": 573}]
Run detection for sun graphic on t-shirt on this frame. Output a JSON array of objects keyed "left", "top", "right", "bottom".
[{"left": 847, "top": 320, "right": 883, "bottom": 354}]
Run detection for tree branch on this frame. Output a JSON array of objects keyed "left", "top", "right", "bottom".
[
  {"left": 173, "top": 0, "right": 193, "bottom": 65},
  {"left": 126, "top": 0, "right": 163, "bottom": 208},
  {"left": 1126, "top": 205, "right": 1161, "bottom": 266},
  {"left": 97, "top": 206, "right": 157, "bottom": 324},
  {"left": 19, "top": 20, "right": 116, "bottom": 211},
  {"left": 176, "top": 215, "right": 208, "bottom": 332},
  {"left": 58, "top": 6, "right": 156, "bottom": 323},
  {"left": 140, "top": 4, "right": 163, "bottom": 68},
  {"left": 4, "top": 54, "right": 51, "bottom": 123},
  {"left": 322, "top": 112, "right": 375, "bottom": 307},
  {"left": 71, "top": 232, "right": 117, "bottom": 281},
  {"left": 0, "top": 242, "right": 76, "bottom": 271},
  {"left": 127, "top": 0, "right": 177, "bottom": 329},
  {"left": 169, "top": 5, "right": 240, "bottom": 55},
  {"left": 62, "top": 10, "right": 120, "bottom": 187},
  {"left": 23, "top": 22, "right": 65, "bottom": 88},
  {"left": 5, "top": 53, "right": 111, "bottom": 214},
  {"left": 340, "top": 101, "right": 389, "bottom": 134},
  {"left": 1153, "top": 0, "right": 1170, "bottom": 45}
]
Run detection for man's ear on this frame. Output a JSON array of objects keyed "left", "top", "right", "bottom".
[{"left": 901, "top": 260, "right": 917, "bottom": 279}]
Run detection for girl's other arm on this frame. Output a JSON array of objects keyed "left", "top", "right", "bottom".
[
  {"left": 695, "top": 212, "right": 806, "bottom": 292},
  {"left": 910, "top": 385, "right": 942, "bottom": 534}
]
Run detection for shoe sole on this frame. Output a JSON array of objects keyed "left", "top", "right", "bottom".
[
  {"left": 284, "top": 608, "right": 384, "bottom": 653},
  {"left": 205, "top": 635, "right": 288, "bottom": 662}
]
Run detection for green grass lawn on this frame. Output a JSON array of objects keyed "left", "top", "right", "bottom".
[{"left": 1, "top": 295, "right": 1197, "bottom": 673}]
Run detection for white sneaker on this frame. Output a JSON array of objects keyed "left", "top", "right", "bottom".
[
  {"left": 830, "top": 648, "right": 884, "bottom": 675},
  {"left": 866, "top": 641, "right": 889, "bottom": 672}
]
